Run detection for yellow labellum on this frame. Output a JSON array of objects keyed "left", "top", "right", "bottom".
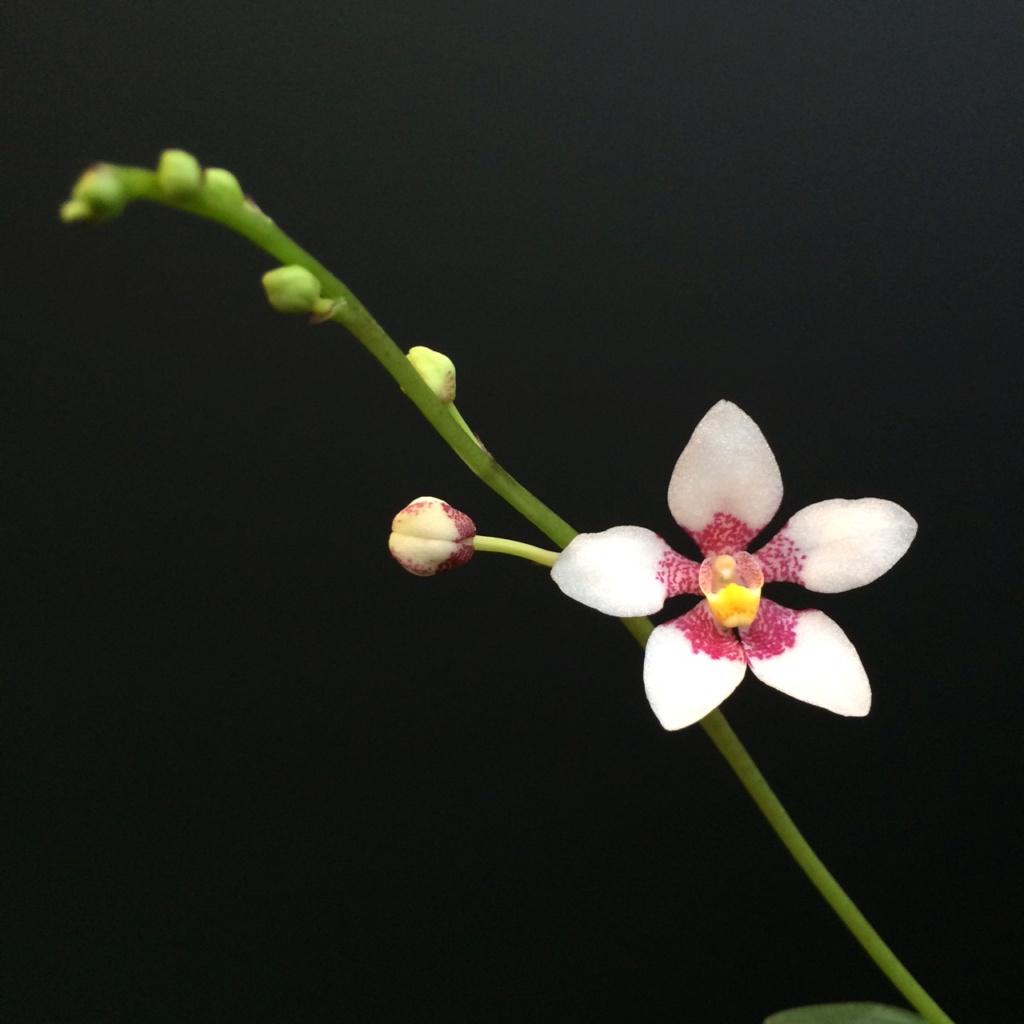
[
  {"left": 701, "top": 553, "right": 763, "bottom": 628},
  {"left": 705, "top": 582, "right": 762, "bottom": 628}
]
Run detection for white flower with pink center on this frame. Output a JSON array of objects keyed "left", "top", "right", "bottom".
[{"left": 551, "top": 401, "right": 918, "bottom": 730}]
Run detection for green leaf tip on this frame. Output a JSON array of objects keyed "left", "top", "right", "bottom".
[
  {"left": 59, "top": 164, "right": 127, "bottom": 223},
  {"left": 764, "top": 1003, "right": 927, "bottom": 1024}
]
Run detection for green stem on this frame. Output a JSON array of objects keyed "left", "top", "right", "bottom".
[
  {"left": 64, "top": 159, "right": 953, "bottom": 1023},
  {"left": 472, "top": 535, "right": 559, "bottom": 566},
  {"left": 699, "top": 708, "right": 954, "bottom": 1024}
]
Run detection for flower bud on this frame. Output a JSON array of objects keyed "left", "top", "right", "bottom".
[
  {"left": 389, "top": 497, "right": 476, "bottom": 576},
  {"left": 261, "top": 265, "right": 335, "bottom": 316},
  {"left": 202, "top": 167, "right": 245, "bottom": 206},
  {"left": 59, "top": 164, "right": 127, "bottom": 223},
  {"left": 407, "top": 346, "right": 456, "bottom": 403},
  {"left": 157, "top": 149, "right": 202, "bottom": 200}
]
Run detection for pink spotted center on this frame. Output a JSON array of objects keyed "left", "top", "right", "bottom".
[{"left": 691, "top": 511, "right": 754, "bottom": 557}]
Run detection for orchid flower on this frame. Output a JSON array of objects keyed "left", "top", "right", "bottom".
[{"left": 551, "top": 401, "right": 917, "bottom": 730}]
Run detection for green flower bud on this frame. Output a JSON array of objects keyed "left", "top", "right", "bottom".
[
  {"left": 157, "top": 149, "right": 202, "bottom": 200},
  {"left": 261, "top": 265, "right": 336, "bottom": 317},
  {"left": 203, "top": 167, "right": 244, "bottom": 206},
  {"left": 407, "top": 346, "right": 456, "bottom": 403},
  {"left": 59, "top": 164, "right": 127, "bottom": 223},
  {"left": 389, "top": 497, "right": 476, "bottom": 576}
]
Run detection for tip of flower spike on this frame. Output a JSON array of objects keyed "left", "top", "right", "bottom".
[
  {"left": 59, "top": 200, "right": 92, "bottom": 223},
  {"left": 60, "top": 164, "right": 127, "bottom": 223},
  {"left": 389, "top": 497, "right": 476, "bottom": 576}
]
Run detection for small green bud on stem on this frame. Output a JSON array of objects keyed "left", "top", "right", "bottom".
[
  {"left": 261, "top": 265, "right": 337, "bottom": 318},
  {"left": 203, "top": 167, "right": 245, "bottom": 206},
  {"left": 157, "top": 149, "right": 202, "bottom": 200},
  {"left": 407, "top": 346, "right": 457, "bottom": 403}
]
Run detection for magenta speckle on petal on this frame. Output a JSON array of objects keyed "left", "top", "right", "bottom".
[
  {"left": 441, "top": 503, "right": 476, "bottom": 541},
  {"left": 654, "top": 548, "right": 701, "bottom": 597},
  {"left": 672, "top": 603, "right": 746, "bottom": 662},
  {"left": 690, "top": 511, "right": 758, "bottom": 557},
  {"left": 435, "top": 542, "right": 475, "bottom": 573},
  {"left": 752, "top": 528, "right": 807, "bottom": 585},
  {"left": 739, "top": 598, "right": 798, "bottom": 660}
]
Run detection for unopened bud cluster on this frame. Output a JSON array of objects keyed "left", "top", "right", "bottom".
[
  {"left": 389, "top": 497, "right": 476, "bottom": 576},
  {"left": 60, "top": 149, "right": 256, "bottom": 225}
]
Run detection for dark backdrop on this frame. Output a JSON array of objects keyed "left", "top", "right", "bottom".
[{"left": 4, "top": 2, "right": 1022, "bottom": 1021}]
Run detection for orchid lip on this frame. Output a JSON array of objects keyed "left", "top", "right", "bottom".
[{"left": 699, "top": 552, "right": 764, "bottom": 629}]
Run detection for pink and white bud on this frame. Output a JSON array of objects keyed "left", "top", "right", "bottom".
[{"left": 389, "top": 497, "right": 476, "bottom": 576}]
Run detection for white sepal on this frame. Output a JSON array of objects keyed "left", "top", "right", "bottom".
[
  {"left": 743, "top": 600, "right": 871, "bottom": 716},
  {"left": 667, "top": 400, "right": 783, "bottom": 546},
  {"left": 551, "top": 526, "right": 675, "bottom": 617},
  {"left": 758, "top": 497, "right": 918, "bottom": 592},
  {"left": 643, "top": 604, "right": 747, "bottom": 729}
]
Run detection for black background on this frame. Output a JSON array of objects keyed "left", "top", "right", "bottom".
[{"left": 4, "top": 2, "right": 1022, "bottom": 1021}]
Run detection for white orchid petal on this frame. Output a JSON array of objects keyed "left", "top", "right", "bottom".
[
  {"left": 551, "top": 526, "right": 684, "bottom": 617},
  {"left": 756, "top": 498, "right": 917, "bottom": 592},
  {"left": 743, "top": 600, "right": 870, "bottom": 716},
  {"left": 643, "top": 604, "right": 748, "bottom": 729},
  {"left": 667, "top": 400, "right": 783, "bottom": 554}
]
